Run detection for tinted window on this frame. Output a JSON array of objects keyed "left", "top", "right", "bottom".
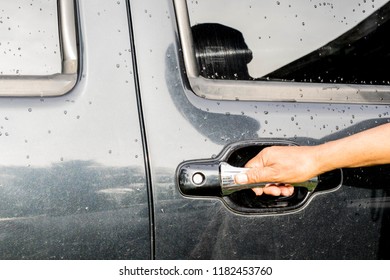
[{"left": 188, "top": 0, "right": 390, "bottom": 85}]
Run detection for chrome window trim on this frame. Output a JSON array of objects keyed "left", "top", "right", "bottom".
[
  {"left": 0, "top": 0, "right": 78, "bottom": 97},
  {"left": 173, "top": 0, "right": 390, "bottom": 104}
]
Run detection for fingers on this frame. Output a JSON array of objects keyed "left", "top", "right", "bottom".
[
  {"left": 252, "top": 187, "right": 264, "bottom": 196},
  {"left": 235, "top": 173, "right": 249, "bottom": 184},
  {"left": 252, "top": 184, "right": 294, "bottom": 197},
  {"left": 280, "top": 185, "right": 294, "bottom": 196},
  {"left": 236, "top": 166, "right": 274, "bottom": 185},
  {"left": 234, "top": 147, "right": 297, "bottom": 197},
  {"left": 234, "top": 168, "right": 294, "bottom": 197}
]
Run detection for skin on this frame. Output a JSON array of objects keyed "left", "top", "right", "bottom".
[{"left": 235, "top": 122, "right": 390, "bottom": 196}]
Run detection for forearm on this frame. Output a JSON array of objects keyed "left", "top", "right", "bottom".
[
  {"left": 238, "top": 123, "right": 390, "bottom": 196},
  {"left": 315, "top": 123, "right": 390, "bottom": 173}
]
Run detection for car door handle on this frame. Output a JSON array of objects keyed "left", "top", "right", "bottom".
[
  {"left": 178, "top": 161, "right": 318, "bottom": 196},
  {"left": 176, "top": 140, "right": 343, "bottom": 213}
]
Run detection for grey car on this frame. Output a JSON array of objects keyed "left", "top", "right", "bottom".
[{"left": 0, "top": 0, "right": 389, "bottom": 259}]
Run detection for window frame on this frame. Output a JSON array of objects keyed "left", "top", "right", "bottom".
[
  {"left": 173, "top": 0, "right": 390, "bottom": 104},
  {"left": 0, "top": 0, "right": 78, "bottom": 97}
]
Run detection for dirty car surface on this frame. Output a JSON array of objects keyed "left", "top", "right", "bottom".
[{"left": 0, "top": 0, "right": 389, "bottom": 259}]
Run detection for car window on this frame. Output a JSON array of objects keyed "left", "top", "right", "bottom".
[
  {"left": 0, "top": 0, "right": 78, "bottom": 97},
  {"left": 174, "top": 0, "right": 390, "bottom": 103},
  {"left": 0, "top": 0, "right": 61, "bottom": 76}
]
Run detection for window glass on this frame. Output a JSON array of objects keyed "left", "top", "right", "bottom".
[
  {"left": 187, "top": 0, "right": 390, "bottom": 85},
  {"left": 0, "top": 0, "right": 61, "bottom": 76}
]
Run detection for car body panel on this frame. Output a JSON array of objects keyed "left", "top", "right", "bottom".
[
  {"left": 130, "top": 0, "right": 390, "bottom": 259},
  {"left": 0, "top": 0, "right": 388, "bottom": 260},
  {"left": 0, "top": 0, "right": 150, "bottom": 259}
]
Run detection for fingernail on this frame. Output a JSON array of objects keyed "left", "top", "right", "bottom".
[{"left": 235, "top": 173, "right": 248, "bottom": 184}]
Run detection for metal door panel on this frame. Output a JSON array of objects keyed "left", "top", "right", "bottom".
[
  {"left": 0, "top": 0, "right": 150, "bottom": 259},
  {"left": 131, "top": 0, "right": 390, "bottom": 259}
]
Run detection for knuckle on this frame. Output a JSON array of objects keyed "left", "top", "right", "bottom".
[{"left": 247, "top": 168, "right": 262, "bottom": 183}]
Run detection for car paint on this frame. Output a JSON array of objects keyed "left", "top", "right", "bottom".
[
  {"left": 0, "top": 0, "right": 389, "bottom": 259},
  {"left": 132, "top": 0, "right": 390, "bottom": 259},
  {"left": 0, "top": 0, "right": 150, "bottom": 259}
]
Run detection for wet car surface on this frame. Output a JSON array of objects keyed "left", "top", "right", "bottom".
[{"left": 0, "top": 0, "right": 389, "bottom": 259}]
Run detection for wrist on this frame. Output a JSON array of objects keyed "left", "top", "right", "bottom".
[
  {"left": 310, "top": 143, "right": 336, "bottom": 175},
  {"left": 312, "top": 141, "right": 345, "bottom": 174}
]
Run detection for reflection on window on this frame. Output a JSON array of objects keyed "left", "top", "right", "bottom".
[
  {"left": 0, "top": 0, "right": 61, "bottom": 76},
  {"left": 188, "top": 0, "right": 390, "bottom": 85}
]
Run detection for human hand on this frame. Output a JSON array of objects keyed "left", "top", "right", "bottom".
[{"left": 234, "top": 146, "right": 320, "bottom": 196}]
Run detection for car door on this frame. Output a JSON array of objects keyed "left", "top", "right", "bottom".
[
  {"left": 130, "top": 0, "right": 390, "bottom": 259},
  {"left": 0, "top": 0, "right": 151, "bottom": 259}
]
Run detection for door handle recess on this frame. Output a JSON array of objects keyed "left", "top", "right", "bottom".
[{"left": 176, "top": 140, "right": 343, "bottom": 213}]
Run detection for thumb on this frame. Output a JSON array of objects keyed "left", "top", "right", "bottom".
[{"left": 235, "top": 167, "right": 272, "bottom": 185}]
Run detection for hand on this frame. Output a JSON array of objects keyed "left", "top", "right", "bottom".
[
  {"left": 251, "top": 183, "right": 294, "bottom": 197},
  {"left": 234, "top": 146, "right": 320, "bottom": 196}
]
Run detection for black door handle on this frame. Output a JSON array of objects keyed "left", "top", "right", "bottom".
[
  {"left": 178, "top": 161, "right": 318, "bottom": 196},
  {"left": 176, "top": 140, "right": 343, "bottom": 214}
]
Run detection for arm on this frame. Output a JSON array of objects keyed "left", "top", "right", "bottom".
[{"left": 235, "top": 123, "right": 390, "bottom": 196}]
